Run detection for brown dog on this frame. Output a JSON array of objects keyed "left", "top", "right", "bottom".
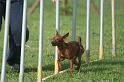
[{"left": 51, "top": 32, "right": 84, "bottom": 76}]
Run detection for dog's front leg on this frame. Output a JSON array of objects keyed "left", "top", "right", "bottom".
[{"left": 69, "top": 59, "right": 74, "bottom": 77}]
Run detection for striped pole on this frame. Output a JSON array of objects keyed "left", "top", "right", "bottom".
[
  {"left": 37, "top": 0, "right": 44, "bottom": 82},
  {"left": 0, "top": 0, "right": 11, "bottom": 82},
  {"left": 72, "top": 0, "right": 76, "bottom": 40},
  {"left": 55, "top": 0, "right": 60, "bottom": 74},
  {"left": 99, "top": 0, "right": 104, "bottom": 60},
  {"left": 19, "top": 0, "right": 27, "bottom": 82},
  {"left": 86, "top": 0, "right": 90, "bottom": 64},
  {"left": 111, "top": 0, "right": 116, "bottom": 57}
]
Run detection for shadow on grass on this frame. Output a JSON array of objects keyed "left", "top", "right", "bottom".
[
  {"left": 89, "top": 60, "right": 124, "bottom": 66},
  {"left": 24, "top": 60, "right": 123, "bottom": 73},
  {"left": 24, "top": 62, "right": 69, "bottom": 73},
  {"left": 80, "top": 60, "right": 123, "bottom": 73},
  {"left": 24, "top": 64, "right": 55, "bottom": 73},
  {"left": 42, "top": 62, "right": 69, "bottom": 71},
  {"left": 25, "top": 67, "right": 37, "bottom": 73}
]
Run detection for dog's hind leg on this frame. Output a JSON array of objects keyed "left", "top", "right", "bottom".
[
  {"left": 77, "top": 55, "right": 82, "bottom": 72},
  {"left": 73, "top": 57, "right": 78, "bottom": 65},
  {"left": 69, "top": 59, "right": 74, "bottom": 77}
]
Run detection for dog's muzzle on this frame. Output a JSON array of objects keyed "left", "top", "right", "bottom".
[{"left": 51, "top": 41, "right": 56, "bottom": 46}]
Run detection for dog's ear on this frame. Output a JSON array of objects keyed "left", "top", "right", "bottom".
[
  {"left": 62, "top": 32, "right": 69, "bottom": 39},
  {"left": 56, "top": 31, "right": 59, "bottom": 35}
]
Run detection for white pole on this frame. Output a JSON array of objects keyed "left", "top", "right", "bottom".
[
  {"left": 55, "top": 0, "right": 60, "bottom": 74},
  {"left": 99, "top": 0, "right": 104, "bottom": 60},
  {"left": 72, "top": 0, "right": 76, "bottom": 40},
  {"left": 37, "top": 0, "right": 44, "bottom": 82},
  {"left": 0, "top": 0, "right": 11, "bottom": 82},
  {"left": 86, "top": 0, "right": 90, "bottom": 64},
  {"left": 111, "top": 0, "right": 116, "bottom": 57},
  {"left": 19, "top": 0, "right": 27, "bottom": 82}
]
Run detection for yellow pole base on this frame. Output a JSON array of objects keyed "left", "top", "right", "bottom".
[
  {"left": 99, "top": 47, "right": 104, "bottom": 60},
  {"left": 54, "top": 60, "right": 59, "bottom": 74},
  {"left": 37, "top": 65, "right": 42, "bottom": 82}
]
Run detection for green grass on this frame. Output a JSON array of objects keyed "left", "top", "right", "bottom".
[{"left": 0, "top": 0, "right": 124, "bottom": 82}]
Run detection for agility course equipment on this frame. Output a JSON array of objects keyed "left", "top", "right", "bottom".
[
  {"left": 72, "top": 0, "right": 76, "bottom": 41},
  {"left": 99, "top": 0, "right": 104, "bottom": 60},
  {"left": 37, "top": 0, "right": 44, "bottom": 82},
  {"left": 54, "top": 0, "right": 60, "bottom": 75},
  {"left": 0, "top": 0, "right": 11, "bottom": 82},
  {"left": 91, "top": 0, "right": 100, "bottom": 16},
  {"left": 111, "top": 0, "right": 116, "bottom": 57},
  {"left": 86, "top": 0, "right": 90, "bottom": 64},
  {"left": 0, "top": 0, "right": 116, "bottom": 82},
  {"left": 28, "top": 0, "right": 40, "bottom": 16},
  {"left": 19, "top": 0, "right": 28, "bottom": 82}
]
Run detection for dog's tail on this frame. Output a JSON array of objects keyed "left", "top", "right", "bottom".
[
  {"left": 77, "top": 36, "right": 82, "bottom": 45},
  {"left": 77, "top": 36, "right": 85, "bottom": 53}
]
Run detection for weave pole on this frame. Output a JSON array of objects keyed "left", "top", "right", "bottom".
[
  {"left": 19, "top": 0, "right": 27, "bottom": 82},
  {"left": 72, "top": 0, "right": 76, "bottom": 40},
  {"left": 99, "top": 0, "right": 104, "bottom": 60},
  {"left": 111, "top": 0, "right": 116, "bottom": 57},
  {"left": 37, "top": 0, "right": 44, "bottom": 82},
  {"left": 86, "top": 0, "right": 90, "bottom": 64},
  {"left": 55, "top": 0, "right": 60, "bottom": 74},
  {"left": 0, "top": 0, "right": 11, "bottom": 82}
]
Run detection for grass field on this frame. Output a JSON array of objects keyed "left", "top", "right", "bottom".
[{"left": 0, "top": 0, "right": 124, "bottom": 82}]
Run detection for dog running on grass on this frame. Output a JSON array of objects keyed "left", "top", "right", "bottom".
[{"left": 51, "top": 32, "right": 85, "bottom": 76}]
